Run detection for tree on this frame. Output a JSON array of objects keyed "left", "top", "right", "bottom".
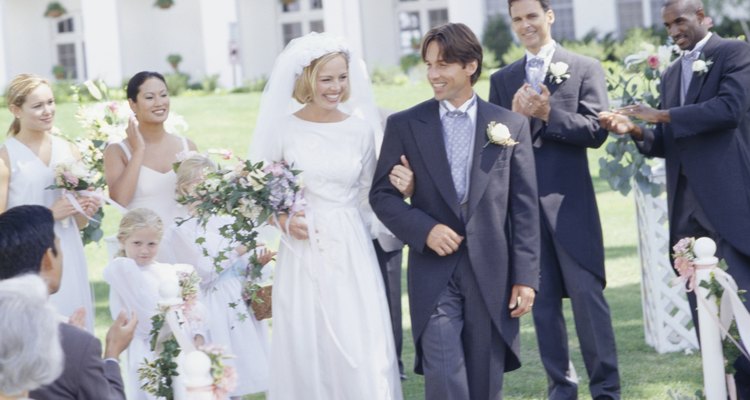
[
  {"left": 703, "top": 0, "right": 749, "bottom": 40},
  {"left": 482, "top": 14, "right": 514, "bottom": 66}
]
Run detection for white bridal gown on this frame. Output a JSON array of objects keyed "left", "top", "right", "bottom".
[
  {"left": 266, "top": 115, "right": 403, "bottom": 400},
  {"left": 3, "top": 135, "right": 94, "bottom": 331}
]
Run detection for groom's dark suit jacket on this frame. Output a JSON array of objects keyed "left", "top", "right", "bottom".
[
  {"left": 637, "top": 34, "right": 750, "bottom": 258},
  {"left": 370, "top": 97, "right": 540, "bottom": 372},
  {"left": 489, "top": 46, "right": 608, "bottom": 282}
]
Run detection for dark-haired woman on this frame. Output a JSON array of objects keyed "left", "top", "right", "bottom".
[{"left": 103, "top": 71, "right": 197, "bottom": 261}]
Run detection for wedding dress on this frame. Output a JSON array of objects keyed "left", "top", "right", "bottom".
[
  {"left": 267, "top": 115, "right": 403, "bottom": 400},
  {"left": 3, "top": 135, "right": 94, "bottom": 331}
]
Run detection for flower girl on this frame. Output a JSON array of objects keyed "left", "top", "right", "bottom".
[
  {"left": 104, "top": 208, "right": 206, "bottom": 400},
  {"left": 169, "top": 153, "right": 272, "bottom": 398}
]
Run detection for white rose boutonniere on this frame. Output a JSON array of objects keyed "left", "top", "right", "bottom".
[
  {"left": 548, "top": 61, "right": 571, "bottom": 84},
  {"left": 691, "top": 58, "right": 713, "bottom": 75},
  {"left": 484, "top": 121, "right": 518, "bottom": 148}
]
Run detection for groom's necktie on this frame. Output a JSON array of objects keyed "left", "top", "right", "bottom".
[
  {"left": 526, "top": 56, "right": 546, "bottom": 93},
  {"left": 680, "top": 50, "right": 700, "bottom": 105},
  {"left": 442, "top": 99, "right": 475, "bottom": 203}
]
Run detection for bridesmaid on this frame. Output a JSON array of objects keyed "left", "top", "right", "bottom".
[
  {"left": 103, "top": 71, "right": 197, "bottom": 261},
  {"left": 0, "top": 73, "right": 98, "bottom": 330}
]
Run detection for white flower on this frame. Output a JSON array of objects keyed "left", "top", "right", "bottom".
[
  {"left": 484, "top": 121, "right": 517, "bottom": 148},
  {"left": 548, "top": 62, "right": 571, "bottom": 84},
  {"left": 165, "top": 114, "right": 189, "bottom": 134},
  {"left": 83, "top": 80, "right": 103, "bottom": 101},
  {"left": 692, "top": 58, "right": 713, "bottom": 75}
]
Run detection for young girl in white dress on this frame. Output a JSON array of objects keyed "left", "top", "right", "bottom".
[
  {"left": 103, "top": 71, "right": 197, "bottom": 261},
  {"left": 250, "top": 33, "right": 403, "bottom": 400},
  {"left": 104, "top": 208, "right": 205, "bottom": 400},
  {"left": 169, "top": 153, "right": 272, "bottom": 398},
  {"left": 0, "top": 74, "right": 98, "bottom": 331}
]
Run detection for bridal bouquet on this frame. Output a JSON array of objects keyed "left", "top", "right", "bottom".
[{"left": 177, "top": 157, "right": 303, "bottom": 318}]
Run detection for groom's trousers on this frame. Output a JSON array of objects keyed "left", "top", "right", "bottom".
[
  {"left": 421, "top": 254, "right": 506, "bottom": 400},
  {"left": 533, "top": 217, "right": 620, "bottom": 400}
]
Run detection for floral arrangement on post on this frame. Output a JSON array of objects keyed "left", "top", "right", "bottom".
[
  {"left": 176, "top": 158, "right": 304, "bottom": 318},
  {"left": 671, "top": 237, "right": 748, "bottom": 376},
  {"left": 598, "top": 42, "right": 678, "bottom": 196},
  {"left": 139, "top": 270, "right": 204, "bottom": 399},
  {"left": 44, "top": 1, "right": 67, "bottom": 18}
]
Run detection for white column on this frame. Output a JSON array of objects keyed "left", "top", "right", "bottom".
[
  {"left": 198, "top": 0, "right": 238, "bottom": 88},
  {"left": 0, "top": 0, "right": 7, "bottom": 83},
  {"left": 448, "top": 0, "right": 485, "bottom": 39},
  {"left": 323, "top": 0, "right": 365, "bottom": 60},
  {"left": 693, "top": 237, "right": 728, "bottom": 400},
  {"left": 80, "top": 0, "right": 122, "bottom": 85}
]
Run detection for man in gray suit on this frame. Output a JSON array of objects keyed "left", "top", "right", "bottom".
[
  {"left": 0, "top": 205, "right": 136, "bottom": 400},
  {"left": 371, "top": 23, "right": 540, "bottom": 400},
  {"left": 489, "top": 1, "right": 620, "bottom": 398}
]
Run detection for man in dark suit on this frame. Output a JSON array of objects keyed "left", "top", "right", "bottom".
[
  {"left": 600, "top": 0, "right": 750, "bottom": 394},
  {"left": 0, "top": 205, "right": 136, "bottom": 400},
  {"left": 489, "top": 1, "right": 620, "bottom": 398},
  {"left": 370, "top": 23, "right": 540, "bottom": 399}
]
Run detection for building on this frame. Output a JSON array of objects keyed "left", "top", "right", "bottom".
[{"left": 1, "top": 0, "right": 740, "bottom": 88}]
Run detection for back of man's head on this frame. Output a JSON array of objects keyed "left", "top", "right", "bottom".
[{"left": 0, "top": 205, "right": 56, "bottom": 280}]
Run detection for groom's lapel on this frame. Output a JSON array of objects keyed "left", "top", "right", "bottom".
[
  {"left": 411, "top": 100, "right": 461, "bottom": 218},
  {"left": 466, "top": 100, "right": 500, "bottom": 221}
]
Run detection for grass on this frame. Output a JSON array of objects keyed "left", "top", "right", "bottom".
[{"left": 0, "top": 80, "right": 703, "bottom": 399}]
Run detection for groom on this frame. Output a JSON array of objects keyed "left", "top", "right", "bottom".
[{"left": 370, "top": 23, "right": 540, "bottom": 399}]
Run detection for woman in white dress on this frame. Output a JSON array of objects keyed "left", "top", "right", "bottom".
[
  {"left": 250, "top": 32, "right": 403, "bottom": 400},
  {"left": 0, "top": 74, "right": 97, "bottom": 331},
  {"left": 103, "top": 71, "right": 197, "bottom": 261}
]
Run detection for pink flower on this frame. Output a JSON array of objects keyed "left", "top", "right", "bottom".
[
  {"left": 214, "top": 365, "right": 237, "bottom": 398},
  {"left": 673, "top": 256, "right": 697, "bottom": 291},
  {"left": 647, "top": 55, "right": 660, "bottom": 69},
  {"left": 62, "top": 171, "right": 79, "bottom": 187},
  {"left": 107, "top": 101, "right": 119, "bottom": 114}
]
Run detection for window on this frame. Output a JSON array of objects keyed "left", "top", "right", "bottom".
[
  {"left": 399, "top": 11, "right": 422, "bottom": 54},
  {"left": 57, "top": 17, "right": 74, "bottom": 34},
  {"left": 310, "top": 0, "right": 323, "bottom": 9},
  {"left": 550, "top": 0, "right": 575, "bottom": 40},
  {"left": 57, "top": 43, "right": 77, "bottom": 79},
  {"left": 618, "top": 0, "right": 644, "bottom": 37},
  {"left": 310, "top": 20, "right": 325, "bottom": 33},
  {"left": 282, "top": 0, "right": 301, "bottom": 13},
  {"left": 428, "top": 9, "right": 448, "bottom": 28},
  {"left": 282, "top": 22, "right": 303, "bottom": 46}
]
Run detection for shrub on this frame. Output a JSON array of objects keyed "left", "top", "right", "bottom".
[{"left": 482, "top": 14, "right": 514, "bottom": 66}]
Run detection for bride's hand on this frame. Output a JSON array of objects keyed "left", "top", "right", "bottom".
[{"left": 275, "top": 211, "right": 309, "bottom": 240}]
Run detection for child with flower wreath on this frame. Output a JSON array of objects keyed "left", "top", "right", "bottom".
[
  {"left": 168, "top": 153, "right": 273, "bottom": 398},
  {"left": 103, "top": 208, "right": 206, "bottom": 400}
]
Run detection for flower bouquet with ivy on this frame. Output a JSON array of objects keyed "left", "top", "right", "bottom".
[
  {"left": 176, "top": 157, "right": 304, "bottom": 320},
  {"left": 599, "top": 42, "right": 679, "bottom": 196}
]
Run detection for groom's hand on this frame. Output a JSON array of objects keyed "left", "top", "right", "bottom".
[
  {"left": 426, "top": 224, "right": 463, "bottom": 256},
  {"left": 509, "top": 284, "right": 535, "bottom": 318}
]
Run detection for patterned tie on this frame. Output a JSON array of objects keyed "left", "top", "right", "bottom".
[
  {"left": 442, "top": 99, "right": 475, "bottom": 202},
  {"left": 526, "top": 57, "right": 546, "bottom": 93},
  {"left": 680, "top": 50, "right": 700, "bottom": 105}
]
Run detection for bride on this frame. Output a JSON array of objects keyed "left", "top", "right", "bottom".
[{"left": 249, "top": 32, "right": 403, "bottom": 399}]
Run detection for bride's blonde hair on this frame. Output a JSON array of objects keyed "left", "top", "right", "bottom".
[{"left": 116, "top": 208, "right": 163, "bottom": 257}]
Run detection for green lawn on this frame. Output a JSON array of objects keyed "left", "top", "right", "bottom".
[{"left": 0, "top": 80, "right": 703, "bottom": 399}]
